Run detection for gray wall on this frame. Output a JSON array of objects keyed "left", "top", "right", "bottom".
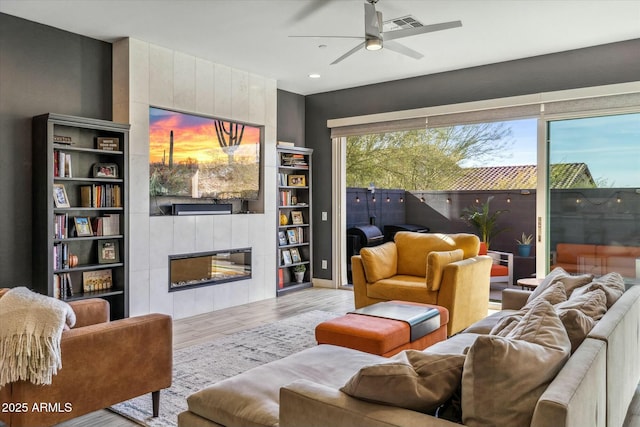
[
  {"left": 306, "top": 39, "right": 640, "bottom": 279},
  {"left": 277, "top": 89, "right": 305, "bottom": 145},
  {"left": 0, "top": 13, "right": 112, "bottom": 286}
]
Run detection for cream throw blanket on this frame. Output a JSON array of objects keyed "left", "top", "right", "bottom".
[{"left": 0, "top": 287, "right": 76, "bottom": 387}]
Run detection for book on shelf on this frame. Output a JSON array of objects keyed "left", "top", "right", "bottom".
[
  {"left": 54, "top": 151, "right": 73, "bottom": 177},
  {"left": 79, "top": 184, "right": 122, "bottom": 208},
  {"left": 280, "top": 153, "right": 308, "bottom": 168},
  {"left": 54, "top": 213, "right": 69, "bottom": 239},
  {"left": 54, "top": 272, "right": 73, "bottom": 299},
  {"left": 92, "top": 214, "right": 120, "bottom": 236},
  {"left": 277, "top": 141, "right": 295, "bottom": 147}
]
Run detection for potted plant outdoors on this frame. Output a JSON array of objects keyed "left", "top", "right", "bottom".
[
  {"left": 293, "top": 264, "right": 306, "bottom": 283},
  {"left": 460, "top": 196, "right": 509, "bottom": 250},
  {"left": 516, "top": 232, "right": 534, "bottom": 257}
]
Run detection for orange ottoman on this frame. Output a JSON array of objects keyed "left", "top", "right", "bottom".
[{"left": 315, "top": 301, "right": 448, "bottom": 357}]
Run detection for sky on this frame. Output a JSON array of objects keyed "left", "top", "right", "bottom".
[{"left": 463, "top": 114, "right": 639, "bottom": 188}]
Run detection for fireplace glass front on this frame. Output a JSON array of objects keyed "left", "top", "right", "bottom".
[{"left": 169, "top": 248, "right": 251, "bottom": 292}]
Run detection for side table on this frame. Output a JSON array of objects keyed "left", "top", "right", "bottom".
[{"left": 517, "top": 277, "right": 543, "bottom": 291}]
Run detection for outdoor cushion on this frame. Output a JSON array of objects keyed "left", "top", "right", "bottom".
[
  {"left": 462, "top": 300, "right": 571, "bottom": 427},
  {"left": 341, "top": 351, "right": 465, "bottom": 413}
]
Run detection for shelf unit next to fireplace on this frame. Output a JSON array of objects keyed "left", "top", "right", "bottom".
[
  {"left": 276, "top": 146, "right": 313, "bottom": 296},
  {"left": 32, "top": 113, "right": 130, "bottom": 320}
]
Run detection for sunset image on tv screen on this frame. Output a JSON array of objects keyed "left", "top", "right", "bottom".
[{"left": 149, "top": 107, "right": 261, "bottom": 200}]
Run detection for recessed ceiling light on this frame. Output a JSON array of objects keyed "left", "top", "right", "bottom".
[{"left": 308, "top": 73, "right": 321, "bottom": 79}]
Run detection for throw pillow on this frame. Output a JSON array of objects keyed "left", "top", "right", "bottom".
[
  {"left": 341, "top": 350, "right": 466, "bottom": 413},
  {"left": 558, "top": 309, "right": 596, "bottom": 353},
  {"left": 526, "top": 267, "right": 568, "bottom": 303},
  {"left": 426, "top": 249, "right": 464, "bottom": 291},
  {"left": 359, "top": 242, "right": 397, "bottom": 283},
  {"left": 524, "top": 281, "right": 567, "bottom": 308},
  {"left": 462, "top": 300, "right": 571, "bottom": 427},
  {"left": 570, "top": 272, "right": 625, "bottom": 308},
  {"left": 558, "top": 273, "right": 594, "bottom": 297},
  {"left": 556, "top": 288, "right": 607, "bottom": 321}
]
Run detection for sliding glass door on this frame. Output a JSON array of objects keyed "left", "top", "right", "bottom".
[{"left": 547, "top": 112, "right": 640, "bottom": 282}]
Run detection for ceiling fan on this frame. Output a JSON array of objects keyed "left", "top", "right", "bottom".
[{"left": 290, "top": 0, "right": 462, "bottom": 65}]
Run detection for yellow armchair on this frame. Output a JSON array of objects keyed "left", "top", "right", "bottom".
[{"left": 351, "top": 232, "right": 492, "bottom": 335}]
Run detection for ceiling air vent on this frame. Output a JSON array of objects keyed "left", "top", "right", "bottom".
[{"left": 383, "top": 15, "right": 424, "bottom": 32}]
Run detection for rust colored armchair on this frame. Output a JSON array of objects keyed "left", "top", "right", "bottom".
[{"left": 0, "top": 297, "right": 172, "bottom": 427}]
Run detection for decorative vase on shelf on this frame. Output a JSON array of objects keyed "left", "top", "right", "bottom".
[
  {"left": 294, "top": 271, "right": 305, "bottom": 283},
  {"left": 279, "top": 213, "right": 289, "bottom": 226}
]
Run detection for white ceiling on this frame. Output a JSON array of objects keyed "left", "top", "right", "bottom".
[{"left": 1, "top": 0, "right": 639, "bottom": 95}]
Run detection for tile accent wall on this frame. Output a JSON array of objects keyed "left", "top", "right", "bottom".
[{"left": 113, "top": 38, "right": 277, "bottom": 319}]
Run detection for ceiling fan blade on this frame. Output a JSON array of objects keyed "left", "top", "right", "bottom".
[
  {"left": 289, "top": 35, "right": 364, "bottom": 39},
  {"left": 331, "top": 41, "right": 366, "bottom": 65},
  {"left": 286, "top": 0, "right": 334, "bottom": 25},
  {"left": 384, "top": 20, "right": 462, "bottom": 41},
  {"left": 384, "top": 40, "right": 423, "bottom": 60},
  {"left": 364, "top": 2, "right": 381, "bottom": 38}
]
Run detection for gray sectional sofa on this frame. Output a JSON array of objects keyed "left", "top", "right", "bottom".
[{"left": 178, "top": 273, "right": 640, "bottom": 427}]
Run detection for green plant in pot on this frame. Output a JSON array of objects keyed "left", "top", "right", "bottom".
[
  {"left": 293, "top": 264, "right": 306, "bottom": 283},
  {"left": 460, "top": 196, "right": 509, "bottom": 249},
  {"left": 516, "top": 232, "right": 534, "bottom": 257}
]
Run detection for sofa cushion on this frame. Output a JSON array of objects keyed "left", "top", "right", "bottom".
[
  {"left": 426, "top": 249, "right": 464, "bottom": 291},
  {"left": 558, "top": 309, "right": 596, "bottom": 353},
  {"left": 462, "top": 300, "right": 571, "bottom": 427},
  {"left": 394, "top": 232, "right": 479, "bottom": 276},
  {"left": 463, "top": 309, "right": 519, "bottom": 335},
  {"left": 557, "top": 288, "right": 608, "bottom": 320},
  {"left": 525, "top": 281, "right": 568, "bottom": 308},
  {"left": 359, "top": 242, "right": 397, "bottom": 283},
  {"left": 341, "top": 350, "right": 465, "bottom": 413},
  {"left": 570, "top": 272, "right": 625, "bottom": 308},
  {"left": 560, "top": 274, "right": 595, "bottom": 297},
  {"left": 526, "top": 267, "right": 568, "bottom": 302}
]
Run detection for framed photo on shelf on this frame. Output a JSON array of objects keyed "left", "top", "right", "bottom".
[
  {"left": 291, "top": 211, "right": 304, "bottom": 225},
  {"left": 287, "top": 229, "right": 298, "bottom": 244},
  {"left": 282, "top": 249, "right": 293, "bottom": 265},
  {"left": 92, "top": 163, "right": 118, "bottom": 178},
  {"left": 82, "top": 269, "right": 113, "bottom": 292},
  {"left": 53, "top": 184, "right": 70, "bottom": 208},
  {"left": 98, "top": 239, "right": 120, "bottom": 264},
  {"left": 290, "top": 248, "right": 301, "bottom": 263},
  {"left": 74, "top": 216, "right": 93, "bottom": 237},
  {"left": 278, "top": 231, "right": 287, "bottom": 246},
  {"left": 287, "top": 175, "right": 306, "bottom": 187}
]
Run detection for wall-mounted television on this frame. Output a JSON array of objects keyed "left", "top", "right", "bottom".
[{"left": 149, "top": 107, "right": 262, "bottom": 202}]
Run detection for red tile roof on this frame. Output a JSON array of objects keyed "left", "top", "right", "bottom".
[{"left": 450, "top": 163, "right": 596, "bottom": 190}]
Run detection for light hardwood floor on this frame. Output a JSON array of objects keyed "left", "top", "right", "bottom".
[{"left": 56, "top": 287, "right": 640, "bottom": 427}]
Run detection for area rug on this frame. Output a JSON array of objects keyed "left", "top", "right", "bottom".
[{"left": 110, "top": 310, "right": 340, "bottom": 427}]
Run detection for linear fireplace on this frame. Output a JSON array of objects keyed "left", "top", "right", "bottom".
[{"left": 169, "top": 248, "right": 252, "bottom": 292}]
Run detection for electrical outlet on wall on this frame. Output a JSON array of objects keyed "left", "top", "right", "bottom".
[{"left": 321, "top": 260, "right": 327, "bottom": 269}]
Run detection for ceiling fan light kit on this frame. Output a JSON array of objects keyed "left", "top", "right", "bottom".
[{"left": 365, "top": 38, "right": 383, "bottom": 51}]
